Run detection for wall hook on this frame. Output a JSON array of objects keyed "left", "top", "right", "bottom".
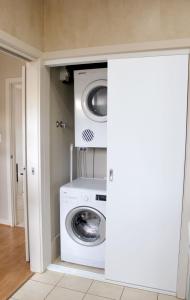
[{"left": 56, "top": 121, "right": 68, "bottom": 128}]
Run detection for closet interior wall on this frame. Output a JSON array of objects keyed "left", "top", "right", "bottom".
[
  {"left": 50, "top": 67, "right": 76, "bottom": 261},
  {"left": 77, "top": 148, "right": 106, "bottom": 179}
]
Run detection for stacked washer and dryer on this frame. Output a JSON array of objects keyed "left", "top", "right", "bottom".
[{"left": 60, "top": 68, "right": 107, "bottom": 269}]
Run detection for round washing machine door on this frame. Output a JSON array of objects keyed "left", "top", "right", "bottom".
[
  {"left": 82, "top": 80, "right": 107, "bottom": 122},
  {"left": 66, "top": 206, "right": 106, "bottom": 246}
]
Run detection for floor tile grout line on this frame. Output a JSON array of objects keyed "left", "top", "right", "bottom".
[
  {"left": 54, "top": 272, "right": 65, "bottom": 287},
  {"left": 48, "top": 282, "right": 92, "bottom": 295},
  {"left": 86, "top": 279, "right": 94, "bottom": 294},
  {"left": 14, "top": 272, "right": 64, "bottom": 300},
  {"left": 86, "top": 291, "right": 121, "bottom": 300},
  {"left": 118, "top": 285, "right": 159, "bottom": 300},
  {"left": 84, "top": 279, "right": 125, "bottom": 300},
  {"left": 30, "top": 271, "right": 65, "bottom": 287},
  {"left": 30, "top": 278, "right": 57, "bottom": 286},
  {"left": 82, "top": 279, "right": 95, "bottom": 300},
  {"left": 44, "top": 284, "right": 58, "bottom": 299},
  {"left": 11, "top": 279, "right": 55, "bottom": 300},
  {"left": 54, "top": 275, "right": 95, "bottom": 297},
  {"left": 119, "top": 285, "right": 125, "bottom": 300}
]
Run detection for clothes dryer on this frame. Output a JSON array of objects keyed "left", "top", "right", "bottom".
[{"left": 74, "top": 68, "right": 107, "bottom": 148}]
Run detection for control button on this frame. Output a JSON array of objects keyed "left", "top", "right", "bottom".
[{"left": 83, "top": 195, "right": 89, "bottom": 201}]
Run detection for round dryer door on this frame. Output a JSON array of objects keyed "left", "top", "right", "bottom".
[
  {"left": 82, "top": 80, "right": 107, "bottom": 122},
  {"left": 66, "top": 206, "right": 106, "bottom": 246}
]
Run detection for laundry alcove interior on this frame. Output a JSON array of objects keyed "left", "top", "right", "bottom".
[
  {"left": 42, "top": 53, "right": 189, "bottom": 298},
  {"left": 48, "top": 63, "right": 107, "bottom": 276}
]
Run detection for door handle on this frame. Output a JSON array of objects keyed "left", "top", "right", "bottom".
[
  {"left": 16, "top": 163, "right": 18, "bottom": 182},
  {"left": 109, "top": 169, "right": 113, "bottom": 182},
  {"left": 20, "top": 167, "right": 26, "bottom": 176}
]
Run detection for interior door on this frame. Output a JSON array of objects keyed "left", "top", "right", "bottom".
[
  {"left": 22, "top": 65, "right": 30, "bottom": 261},
  {"left": 14, "top": 83, "right": 24, "bottom": 226},
  {"left": 106, "top": 55, "right": 188, "bottom": 292}
]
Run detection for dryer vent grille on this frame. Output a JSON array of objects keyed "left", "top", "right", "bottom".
[{"left": 82, "top": 129, "right": 94, "bottom": 142}]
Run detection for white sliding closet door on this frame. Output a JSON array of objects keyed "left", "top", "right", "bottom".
[{"left": 106, "top": 55, "right": 188, "bottom": 292}]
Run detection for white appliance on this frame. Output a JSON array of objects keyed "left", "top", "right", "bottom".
[
  {"left": 60, "top": 177, "right": 106, "bottom": 268},
  {"left": 74, "top": 68, "right": 107, "bottom": 148}
]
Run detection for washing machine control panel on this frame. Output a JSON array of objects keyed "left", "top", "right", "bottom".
[
  {"left": 81, "top": 193, "right": 106, "bottom": 202},
  {"left": 82, "top": 195, "right": 89, "bottom": 202},
  {"left": 96, "top": 194, "right": 106, "bottom": 201}
]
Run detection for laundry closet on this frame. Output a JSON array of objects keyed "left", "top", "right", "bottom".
[
  {"left": 45, "top": 54, "right": 188, "bottom": 296},
  {"left": 49, "top": 63, "right": 107, "bottom": 264}
]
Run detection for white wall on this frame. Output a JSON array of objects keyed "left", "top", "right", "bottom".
[{"left": 0, "top": 52, "right": 24, "bottom": 224}]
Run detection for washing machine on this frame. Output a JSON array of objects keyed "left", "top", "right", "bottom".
[
  {"left": 74, "top": 68, "right": 107, "bottom": 148},
  {"left": 60, "top": 177, "right": 106, "bottom": 268}
]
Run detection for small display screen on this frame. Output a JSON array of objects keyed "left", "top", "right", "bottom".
[{"left": 96, "top": 194, "right": 106, "bottom": 201}]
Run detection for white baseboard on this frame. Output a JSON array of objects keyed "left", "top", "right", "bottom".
[
  {"left": 0, "top": 218, "right": 11, "bottom": 225},
  {"left": 48, "top": 262, "right": 104, "bottom": 281}
]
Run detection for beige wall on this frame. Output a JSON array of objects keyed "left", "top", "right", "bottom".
[
  {"left": 0, "top": 0, "right": 43, "bottom": 49},
  {"left": 1, "top": 0, "right": 190, "bottom": 52},
  {"left": 0, "top": 52, "right": 24, "bottom": 224},
  {"left": 44, "top": 0, "right": 190, "bottom": 52}
]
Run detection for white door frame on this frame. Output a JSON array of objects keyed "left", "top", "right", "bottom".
[
  {"left": 1, "top": 29, "right": 190, "bottom": 299},
  {"left": 6, "top": 77, "right": 22, "bottom": 226},
  {"left": 42, "top": 52, "right": 190, "bottom": 300}
]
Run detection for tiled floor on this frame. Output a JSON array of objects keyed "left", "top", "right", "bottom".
[{"left": 10, "top": 270, "right": 180, "bottom": 300}]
